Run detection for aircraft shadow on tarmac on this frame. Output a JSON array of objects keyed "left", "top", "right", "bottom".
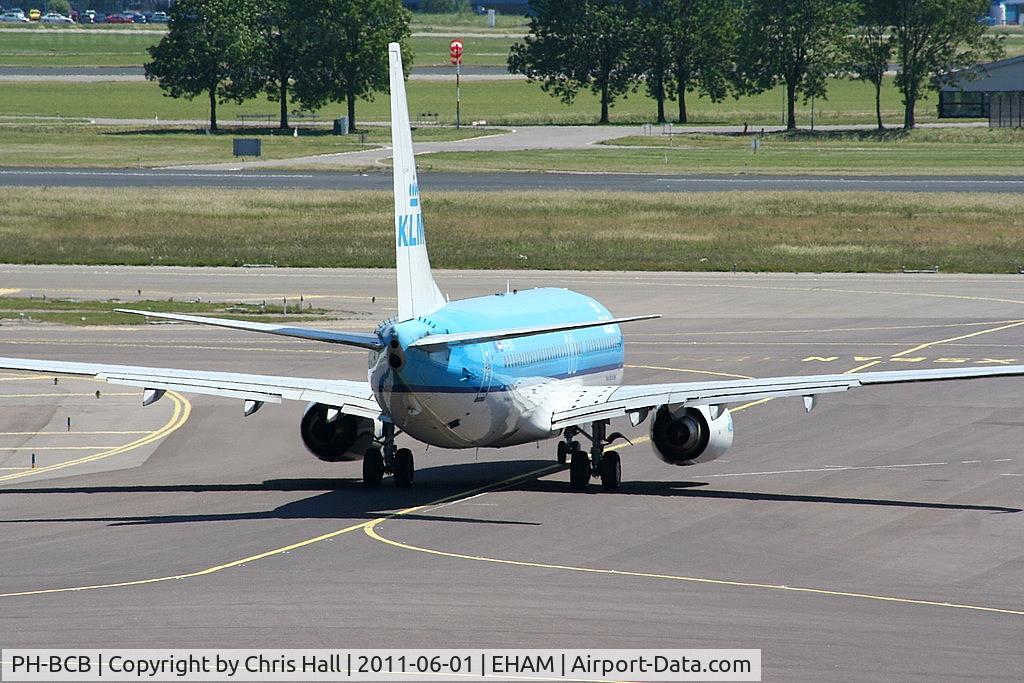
[
  {"left": 0, "top": 460, "right": 557, "bottom": 528},
  {"left": 3, "top": 458, "right": 1019, "bottom": 530},
  {"left": 515, "top": 479, "right": 1022, "bottom": 514}
]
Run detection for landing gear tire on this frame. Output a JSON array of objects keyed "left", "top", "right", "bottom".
[
  {"left": 599, "top": 450, "right": 621, "bottom": 491},
  {"left": 363, "top": 447, "right": 384, "bottom": 487},
  {"left": 393, "top": 448, "right": 415, "bottom": 488},
  {"left": 557, "top": 441, "right": 568, "bottom": 464},
  {"left": 569, "top": 449, "right": 590, "bottom": 491}
]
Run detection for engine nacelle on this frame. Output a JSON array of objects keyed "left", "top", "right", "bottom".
[
  {"left": 300, "top": 402, "right": 376, "bottom": 462},
  {"left": 650, "top": 404, "right": 734, "bottom": 466}
]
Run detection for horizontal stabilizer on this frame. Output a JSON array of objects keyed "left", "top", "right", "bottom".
[
  {"left": 408, "top": 314, "right": 660, "bottom": 349},
  {"left": 115, "top": 309, "right": 383, "bottom": 350}
]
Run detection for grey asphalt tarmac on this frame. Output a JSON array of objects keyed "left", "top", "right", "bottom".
[
  {"left": 4, "top": 167, "right": 1024, "bottom": 193},
  {"left": 1, "top": 267, "right": 1023, "bottom": 679}
]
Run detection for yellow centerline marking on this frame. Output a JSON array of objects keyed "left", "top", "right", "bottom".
[
  {"left": 0, "top": 391, "right": 191, "bottom": 483},
  {"left": 362, "top": 524, "right": 1023, "bottom": 617},
  {"left": 360, "top": 318, "right": 1024, "bottom": 619},
  {"left": 4, "top": 318, "right": 1021, "bottom": 616},
  {"left": 890, "top": 320, "right": 1024, "bottom": 358},
  {"left": 0, "top": 464, "right": 556, "bottom": 599},
  {"left": 0, "top": 289, "right": 20, "bottom": 296}
]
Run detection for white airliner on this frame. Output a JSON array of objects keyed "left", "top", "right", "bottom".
[{"left": 3, "top": 43, "right": 1024, "bottom": 491}]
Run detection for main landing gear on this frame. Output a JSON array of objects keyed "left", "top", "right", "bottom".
[
  {"left": 558, "top": 421, "right": 625, "bottom": 492},
  {"left": 363, "top": 422, "right": 415, "bottom": 488}
]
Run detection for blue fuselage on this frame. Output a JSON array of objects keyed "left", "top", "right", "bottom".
[{"left": 369, "top": 288, "right": 625, "bottom": 447}]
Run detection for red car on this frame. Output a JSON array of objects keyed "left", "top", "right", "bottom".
[{"left": 105, "top": 14, "right": 134, "bottom": 23}]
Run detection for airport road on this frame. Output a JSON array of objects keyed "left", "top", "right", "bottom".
[
  {"left": 3, "top": 167, "right": 1024, "bottom": 193},
  {"left": 1, "top": 268, "right": 1023, "bottom": 679}
]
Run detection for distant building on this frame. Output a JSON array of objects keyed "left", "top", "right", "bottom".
[
  {"left": 990, "top": 1, "right": 1024, "bottom": 24},
  {"left": 939, "top": 56, "right": 1024, "bottom": 127}
]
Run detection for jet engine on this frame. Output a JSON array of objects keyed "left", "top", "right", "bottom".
[
  {"left": 300, "top": 402, "right": 376, "bottom": 462},
  {"left": 650, "top": 404, "right": 734, "bottom": 466}
]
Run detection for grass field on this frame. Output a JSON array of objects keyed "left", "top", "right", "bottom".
[
  {"left": 0, "top": 31, "right": 515, "bottom": 67},
  {"left": 417, "top": 128, "right": 1024, "bottom": 176},
  {"left": 0, "top": 124, "right": 495, "bottom": 167},
  {"left": 0, "top": 296, "right": 330, "bottom": 326},
  {"left": 0, "top": 76, "right": 940, "bottom": 126},
  {"left": 2, "top": 187, "right": 1023, "bottom": 273}
]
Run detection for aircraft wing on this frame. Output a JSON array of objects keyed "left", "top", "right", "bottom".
[
  {"left": 0, "top": 357, "right": 381, "bottom": 419},
  {"left": 550, "top": 365, "right": 1024, "bottom": 430}
]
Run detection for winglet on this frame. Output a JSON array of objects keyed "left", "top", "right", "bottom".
[{"left": 389, "top": 42, "right": 446, "bottom": 322}]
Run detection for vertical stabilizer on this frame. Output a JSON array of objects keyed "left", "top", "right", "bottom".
[{"left": 389, "top": 42, "right": 446, "bottom": 322}]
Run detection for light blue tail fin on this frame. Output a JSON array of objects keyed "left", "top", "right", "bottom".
[{"left": 389, "top": 42, "right": 446, "bottom": 322}]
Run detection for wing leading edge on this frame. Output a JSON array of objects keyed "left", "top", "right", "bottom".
[
  {"left": 550, "top": 365, "right": 1024, "bottom": 430},
  {"left": 0, "top": 357, "right": 381, "bottom": 419}
]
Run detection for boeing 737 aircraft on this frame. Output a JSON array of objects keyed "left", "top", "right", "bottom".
[{"left": 3, "top": 43, "right": 1024, "bottom": 491}]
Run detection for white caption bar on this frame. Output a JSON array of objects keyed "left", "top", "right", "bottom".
[{"left": 1, "top": 649, "right": 761, "bottom": 681}]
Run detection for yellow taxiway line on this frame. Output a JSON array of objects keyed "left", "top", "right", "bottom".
[
  {"left": 2, "top": 320, "right": 1021, "bottom": 621},
  {"left": 0, "top": 391, "right": 190, "bottom": 483}
]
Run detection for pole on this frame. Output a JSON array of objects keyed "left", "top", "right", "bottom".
[{"left": 456, "top": 60, "right": 461, "bottom": 129}]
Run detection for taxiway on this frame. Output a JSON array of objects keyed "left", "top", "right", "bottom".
[{"left": 1, "top": 267, "right": 1022, "bottom": 679}]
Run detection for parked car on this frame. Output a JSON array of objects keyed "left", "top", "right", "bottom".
[
  {"left": 104, "top": 13, "right": 132, "bottom": 24},
  {"left": 40, "top": 11, "right": 73, "bottom": 24},
  {"left": 0, "top": 11, "right": 29, "bottom": 22},
  {"left": 128, "top": 12, "right": 145, "bottom": 23},
  {"left": 92, "top": 12, "right": 106, "bottom": 23},
  {"left": 149, "top": 11, "right": 167, "bottom": 22},
  {"left": 27, "top": 8, "right": 40, "bottom": 20}
]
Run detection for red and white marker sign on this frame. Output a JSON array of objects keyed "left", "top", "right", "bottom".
[{"left": 449, "top": 39, "right": 463, "bottom": 65}]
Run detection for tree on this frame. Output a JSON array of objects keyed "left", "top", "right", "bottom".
[
  {"left": 508, "top": 0, "right": 636, "bottom": 124},
  {"left": 144, "top": 0, "right": 258, "bottom": 131},
  {"left": 47, "top": 0, "right": 71, "bottom": 15},
  {"left": 664, "top": 0, "right": 740, "bottom": 124},
  {"left": 844, "top": 0, "right": 892, "bottom": 130},
  {"left": 291, "top": 0, "right": 411, "bottom": 133},
  {"left": 631, "top": 0, "right": 674, "bottom": 123},
  {"left": 735, "top": 0, "right": 855, "bottom": 130},
  {"left": 237, "top": 0, "right": 304, "bottom": 130},
  {"left": 885, "top": 0, "right": 1003, "bottom": 129}
]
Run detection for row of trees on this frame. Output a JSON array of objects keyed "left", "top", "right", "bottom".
[
  {"left": 145, "top": 0, "right": 410, "bottom": 131},
  {"left": 509, "top": 0, "right": 1004, "bottom": 129}
]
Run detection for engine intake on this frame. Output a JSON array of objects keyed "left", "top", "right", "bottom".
[
  {"left": 651, "top": 404, "right": 734, "bottom": 466},
  {"left": 300, "top": 403, "right": 375, "bottom": 462}
]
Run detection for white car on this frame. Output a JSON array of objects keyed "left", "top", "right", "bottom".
[
  {"left": 40, "top": 12, "right": 73, "bottom": 24},
  {"left": 0, "top": 11, "right": 29, "bottom": 22}
]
